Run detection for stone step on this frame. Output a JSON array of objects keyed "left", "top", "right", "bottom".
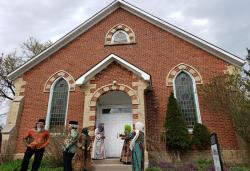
[{"left": 93, "top": 158, "right": 132, "bottom": 171}]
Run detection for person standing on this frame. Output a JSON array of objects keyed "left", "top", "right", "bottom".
[
  {"left": 119, "top": 124, "right": 132, "bottom": 164},
  {"left": 74, "top": 127, "right": 92, "bottom": 171},
  {"left": 63, "top": 120, "right": 80, "bottom": 171},
  {"left": 129, "top": 122, "right": 145, "bottom": 171},
  {"left": 92, "top": 123, "right": 106, "bottom": 159},
  {"left": 20, "top": 119, "right": 49, "bottom": 171}
]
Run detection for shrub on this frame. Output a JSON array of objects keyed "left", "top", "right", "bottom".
[
  {"left": 230, "top": 165, "right": 250, "bottom": 171},
  {"left": 44, "top": 133, "right": 66, "bottom": 167},
  {"left": 165, "top": 92, "right": 190, "bottom": 161},
  {"left": 177, "top": 162, "right": 198, "bottom": 171},
  {"left": 159, "top": 162, "right": 175, "bottom": 171},
  {"left": 196, "top": 159, "right": 212, "bottom": 171},
  {"left": 192, "top": 123, "right": 210, "bottom": 150},
  {"left": 146, "top": 167, "right": 163, "bottom": 171}
]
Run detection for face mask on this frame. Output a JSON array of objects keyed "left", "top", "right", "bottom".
[{"left": 37, "top": 128, "right": 42, "bottom": 132}]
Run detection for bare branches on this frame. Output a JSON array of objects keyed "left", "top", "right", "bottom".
[{"left": 0, "top": 36, "right": 52, "bottom": 101}]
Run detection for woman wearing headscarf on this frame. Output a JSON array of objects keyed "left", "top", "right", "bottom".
[
  {"left": 74, "top": 127, "right": 92, "bottom": 171},
  {"left": 92, "top": 123, "right": 106, "bottom": 159},
  {"left": 119, "top": 124, "right": 132, "bottom": 164},
  {"left": 129, "top": 122, "right": 145, "bottom": 171}
]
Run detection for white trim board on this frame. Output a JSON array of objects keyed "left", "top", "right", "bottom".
[
  {"left": 7, "top": 0, "right": 245, "bottom": 81},
  {"left": 76, "top": 54, "right": 151, "bottom": 85}
]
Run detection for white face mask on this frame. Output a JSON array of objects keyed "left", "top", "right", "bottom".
[{"left": 37, "top": 128, "right": 42, "bottom": 132}]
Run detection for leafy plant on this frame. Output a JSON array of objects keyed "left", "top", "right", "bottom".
[
  {"left": 164, "top": 92, "right": 190, "bottom": 161},
  {"left": 192, "top": 124, "right": 210, "bottom": 150},
  {"left": 146, "top": 167, "right": 163, "bottom": 171}
]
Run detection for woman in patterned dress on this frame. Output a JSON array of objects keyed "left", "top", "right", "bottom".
[
  {"left": 74, "top": 127, "right": 92, "bottom": 171},
  {"left": 119, "top": 124, "right": 132, "bottom": 164}
]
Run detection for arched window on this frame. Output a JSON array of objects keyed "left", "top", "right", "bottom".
[
  {"left": 174, "top": 72, "right": 199, "bottom": 128},
  {"left": 47, "top": 78, "right": 69, "bottom": 132},
  {"left": 111, "top": 30, "right": 129, "bottom": 43}
]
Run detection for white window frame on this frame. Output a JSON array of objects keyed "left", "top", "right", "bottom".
[
  {"left": 173, "top": 70, "right": 202, "bottom": 133},
  {"left": 45, "top": 76, "right": 70, "bottom": 131},
  {"left": 111, "top": 30, "right": 130, "bottom": 44}
]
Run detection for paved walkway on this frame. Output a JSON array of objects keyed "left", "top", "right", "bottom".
[{"left": 93, "top": 158, "right": 132, "bottom": 171}]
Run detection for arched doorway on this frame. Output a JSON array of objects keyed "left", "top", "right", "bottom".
[{"left": 96, "top": 90, "right": 133, "bottom": 158}]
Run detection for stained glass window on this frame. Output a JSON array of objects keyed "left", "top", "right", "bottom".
[
  {"left": 175, "top": 72, "right": 198, "bottom": 128},
  {"left": 112, "top": 30, "right": 129, "bottom": 43},
  {"left": 49, "top": 78, "right": 68, "bottom": 132}
]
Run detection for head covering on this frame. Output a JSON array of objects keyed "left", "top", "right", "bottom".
[
  {"left": 69, "top": 120, "right": 78, "bottom": 129},
  {"left": 130, "top": 122, "right": 144, "bottom": 151},
  {"left": 135, "top": 122, "right": 144, "bottom": 132},
  {"left": 82, "top": 127, "right": 89, "bottom": 136},
  {"left": 98, "top": 123, "right": 104, "bottom": 132},
  {"left": 38, "top": 119, "right": 45, "bottom": 123}
]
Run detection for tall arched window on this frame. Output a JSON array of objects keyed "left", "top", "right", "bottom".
[
  {"left": 174, "top": 72, "right": 199, "bottom": 128},
  {"left": 48, "top": 78, "right": 69, "bottom": 132}
]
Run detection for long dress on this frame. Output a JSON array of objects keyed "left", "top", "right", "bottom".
[
  {"left": 92, "top": 128, "right": 106, "bottom": 159},
  {"left": 74, "top": 134, "right": 92, "bottom": 171},
  {"left": 120, "top": 133, "right": 132, "bottom": 164},
  {"left": 129, "top": 131, "right": 144, "bottom": 171}
]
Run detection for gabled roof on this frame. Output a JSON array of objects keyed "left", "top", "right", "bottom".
[
  {"left": 8, "top": 0, "right": 245, "bottom": 80},
  {"left": 75, "top": 54, "right": 151, "bottom": 85}
]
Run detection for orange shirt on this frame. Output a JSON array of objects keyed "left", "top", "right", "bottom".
[{"left": 24, "top": 128, "right": 49, "bottom": 149}]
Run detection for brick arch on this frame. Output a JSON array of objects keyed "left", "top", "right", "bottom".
[
  {"left": 44, "top": 70, "right": 76, "bottom": 92},
  {"left": 166, "top": 63, "right": 203, "bottom": 86},
  {"left": 105, "top": 23, "right": 136, "bottom": 45},
  {"left": 88, "top": 84, "right": 140, "bottom": 128}
]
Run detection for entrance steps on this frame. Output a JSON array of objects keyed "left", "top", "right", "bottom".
[{"left": 93, "top": 158, "right": 132, "bottom": 171}]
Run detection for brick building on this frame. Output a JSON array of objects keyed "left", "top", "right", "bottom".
[{"left": 1, "top": 0, "right": 247, "bottom": 164}]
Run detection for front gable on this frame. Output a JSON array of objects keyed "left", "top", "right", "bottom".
[{"left": 8, "top": 0, "right": 245, "bottom": 81}]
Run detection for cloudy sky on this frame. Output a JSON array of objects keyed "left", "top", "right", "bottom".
[{"left": 0, "top": 0, "right": 249, "bottom": 58}]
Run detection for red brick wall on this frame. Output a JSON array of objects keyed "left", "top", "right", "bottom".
[{"left": 16, "top": 8, "right": 237, "bottom": 153}]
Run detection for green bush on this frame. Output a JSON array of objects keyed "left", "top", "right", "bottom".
[
  {"left": 165, "top": 92, "right": 190, "bottom": 161},
  {"left": 192, "top": 123, "right": 210, "bottom": 150},
  {"left": 196, "top": 159, "right": 212, "bottom": 171},
  {"left": 230, "top": 165, "right": 250, "bottom": 171},
  {"left": 146, "top": 167, "right": 163, "bottom": 171}
]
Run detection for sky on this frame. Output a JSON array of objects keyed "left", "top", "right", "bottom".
[{"left": 0, "top": 0, "right": 249, "bottom": 59}]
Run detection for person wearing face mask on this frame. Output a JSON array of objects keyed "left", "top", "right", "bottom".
[
  {"left": 63, "top": 120, "right": 80, "bottom": 171},
  {"left": 20, "top": 119, "right": 50, "bottom": 171},
  {"left": 74, "top": 127, "right": 92, "bottom": 171}
]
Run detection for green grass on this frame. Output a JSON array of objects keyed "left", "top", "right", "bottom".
[{"left": 0, "top": 159, "right": 63, "bottom": 171}]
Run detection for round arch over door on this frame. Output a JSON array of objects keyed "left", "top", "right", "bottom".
[{"left": 96, "top": 90, "right": 132, "bottom": 158}]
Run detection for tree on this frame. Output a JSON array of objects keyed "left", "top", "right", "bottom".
[
  {"left": 201, "top": 48, "right": 250, "bottom": 148},
  {"left": 0, "top": 37, "right": 52, "bottom": 101},
  {"left": 21, "top": 36, "right": 52, "bottom": 59},
  {"left": 165, "top": 92, "right": 190, "bottom": 161},
  {"left": 192, "top": 123, "right": 210, "bottom": 150}
]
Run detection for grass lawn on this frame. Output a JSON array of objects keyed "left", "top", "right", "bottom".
[{"left": 0, "top": 159, "right": 63, "bottom": 171}]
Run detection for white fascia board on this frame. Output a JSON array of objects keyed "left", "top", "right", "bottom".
[
  {"left": 76, "top": 54, "right": 151, "bottom": 85},
  {"left": 119, "top": 1, "right": 245, "bottom": 67}
]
